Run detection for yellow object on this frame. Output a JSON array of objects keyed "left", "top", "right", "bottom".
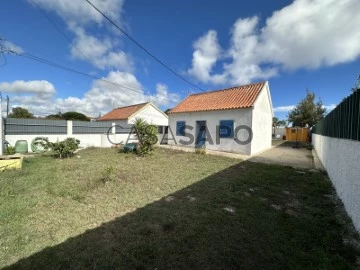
[
  {"left": 0, "top": 157, "right": 23, "bottom": 171},
  {"left": 285, "top": 127, "right": 309, "bottom": 142}
]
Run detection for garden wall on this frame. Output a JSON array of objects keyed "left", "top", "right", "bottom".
[
  {"left": 312, "top": 134, "right": 360, "bottom": 232},
  {"left": 3, "top": 118, "right": 136, "bottom": 151}
]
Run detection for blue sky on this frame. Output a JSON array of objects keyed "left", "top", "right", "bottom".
[{"left": 0, "top": 0, "right": 359, "bottom": 120}]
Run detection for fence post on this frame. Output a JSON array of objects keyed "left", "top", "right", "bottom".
[
  {"left": 112, "top": 122, "right": 116, "bottom": 134},
  {"left": 67, "top": 120, "right": 73, "bottom": 136}
]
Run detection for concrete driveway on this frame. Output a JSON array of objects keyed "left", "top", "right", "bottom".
[{"left": 249, "top": 141, "right": 314, "bottom": 169}]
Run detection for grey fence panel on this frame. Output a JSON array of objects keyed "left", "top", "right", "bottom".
[
  {"left": 4, "top": 118, "right": 67, "bottom": 135},
  {"left": 312, "top": 89, "right": 360, "bottom": 141},
  {"left": 72, "top": 121, "right": 133, "bottom": 134}
]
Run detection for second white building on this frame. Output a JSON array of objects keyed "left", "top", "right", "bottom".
[{"left": 168, "top": 81, "right": 273, "bottom": 155}]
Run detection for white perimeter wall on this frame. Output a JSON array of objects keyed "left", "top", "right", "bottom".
[
  {"left": 312, "top": 134, "right": 360, "bottom": 232},
  {"left": 251, "top": 85, "right": 273, "bottom": 155},
  {"left": 5, "top": 133, "right": 134, "bottom": 152},
  {"left": 168, "top": 109, "right": 253, "bottom": 155}
]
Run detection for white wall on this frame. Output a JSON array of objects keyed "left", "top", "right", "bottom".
[
  {"left": 128, "top": 104, "right": 168, "bottom": 126},
  {"left": 251, "top": 84, "right": 273, "bottom": 155},
  {"left": 312, "top": 134, "right": 360, "bottom": 232},
  {"left": 168, "top": 109, "right": 253, "bottom": 155},
  {"left": 5, "top": 133, "right": 133, "bottom": 152}
]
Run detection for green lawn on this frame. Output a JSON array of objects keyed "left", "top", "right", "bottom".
[{"left": 0, "top": 148, "right": 359, "bottom": 269}]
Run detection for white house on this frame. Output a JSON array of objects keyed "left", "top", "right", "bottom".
[
  {"left": 168, "top": 81, "right": 273, "bottom": 155},
  {"left": 98, "top": 102, "right": 169, "bottom": 138}
]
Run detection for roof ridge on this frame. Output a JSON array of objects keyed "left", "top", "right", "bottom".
[
  {"left": 169, "top": 81, "right": 267, "bottom": 114},
  {"left": 113, "top": 102, "right": 149, "bottom": 110},
  {"left": 188, "top": 81, "right": 266, "bottom": 97}
]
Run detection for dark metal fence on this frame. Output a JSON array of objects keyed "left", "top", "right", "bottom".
[
  {"left": 4, "top": 119, "right": 133, "bottom": 135},
  {"left": 312, "top": 89, "right": 360, "bottom": 141},
  {"left": 4, "top": 118, "right": 67, "bottom": 135}
]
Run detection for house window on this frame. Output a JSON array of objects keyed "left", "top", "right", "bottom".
[
  {"left": 219, "top": 120, "right": 234, "bottom": 138},
  {"left": 176, "top": 121, "right": 186, "bottom": 136},
  {"left": 158, "top": 126, "right": 163, "bottom": 134}
]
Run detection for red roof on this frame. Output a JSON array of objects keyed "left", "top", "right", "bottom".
[
  {"left": 169, "top": 82, "right": 266, "bottom": 114},
  {"left": 98, "top": 102, "right": 149, "bottom": 121}
]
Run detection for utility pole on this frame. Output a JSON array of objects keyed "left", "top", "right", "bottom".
[
  {"left": 6, "top": 95, "right": 9, "bottom": 117},
  {"left": 0, "top": 93, "right": 3, "bottom": 156}
]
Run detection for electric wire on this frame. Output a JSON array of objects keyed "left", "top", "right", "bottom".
[{"left": 85, "top": 0, "right": 204, "bottom": 92}]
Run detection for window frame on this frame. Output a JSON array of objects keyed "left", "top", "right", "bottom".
[
  {"left": 176, "top": 121, "right": 186, "bottom": 136},
  {"left": 219, "top": 120, "right": 234, "bottom": 138}
]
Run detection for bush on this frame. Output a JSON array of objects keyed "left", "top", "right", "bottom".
[
  {"left": 5, "top": 146, "right": 16, "bottom": 155},
  {"left": 49, "top": 138, "right": 80, "bottom": 158},
  {"left": 133, "top": 118, "right": 158, "bottom": 155}
]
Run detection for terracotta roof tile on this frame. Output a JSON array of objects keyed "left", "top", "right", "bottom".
[
  {"left": 169, "top": 82, "right": 266, "bottom": 114},
  {"left": 98, "top": 102, "right": 149, "bottom": 121}
]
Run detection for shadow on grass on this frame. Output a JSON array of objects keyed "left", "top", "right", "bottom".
[{"left": 4, "top": 162, "right": 358, "bottom": 269}]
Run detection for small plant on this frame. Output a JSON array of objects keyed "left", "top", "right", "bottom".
[
  {"left": 49, "top": 138, "right": 80, "bottom": 158},
  {"left": 133, "top": 118, "right": 158, "bottom": 156},
  {"left": 195, "top": 145, "right": 206, "bottom": 155},
  {"left": 100, "top": 166, "right": 115, "bottom": 184},
  {"left": 5, "top": 146, "right": 16, "bottom": 155},
  {"left": 306, "top": 143, "right": 314, "bottom": 150}
]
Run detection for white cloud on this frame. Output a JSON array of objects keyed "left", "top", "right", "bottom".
[
  {"left": 274, "top": 103, "right": 337, "bottom": 114},
  {"left": 30, "top": 0, "right": 132, "bottom": 71},
  {"left": 70, "top": 26, "right": 133, "bottom": 71},
  {"left": 30, "top": 0, "right": 124, "bottom": 26},
  {"left": 2, "top": 74, "right": 178, "bottom": 117},
  {"left": 323, "top": 104, "right": 336, "bottom": 112},
  {"left": 188, "top": 0, "right": 360, "bottom": 85},
  {"left": 273, "top": 105, "right": 296, "bottom": 113},
  {"left": 188, "top": 30, "right": 226, "bottom": 84},
  {"left": 149, "top": 83, "right": 180, "bottom": 107},
  {"left": 2, "top": 40, "right": 24, "bottom": 54},
  {"left": 0, "top": 80, "right": 56, "bottom": 99}
]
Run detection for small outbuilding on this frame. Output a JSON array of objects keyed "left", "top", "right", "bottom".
[
  {"left": 168, "top": 81, "right": 273, "bottom": 155},
  {"left": 98, "top": 102, "right": 168, "bottom": 125},
  {"left": 98, "top": 102, "right": 168, "bottom": 137}
]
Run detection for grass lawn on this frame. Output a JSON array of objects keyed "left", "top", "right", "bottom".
[{"left": 0, "top": 147, "right": 359, "bottom": 269}]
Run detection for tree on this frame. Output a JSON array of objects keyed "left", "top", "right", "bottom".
[
  {"left": 287, "top": 90, "right": 326, "bottom": 127},
  {"left": 61, "top": 111, "right": 90, "bottom": 121},
  {"left": 45, "top": 112, "right": 64, "bottom": 120},
  {"left": 351, "top": 75, "right": 360, "bottom": 93},
  {"left": 8, "top": 107, "right": 34, "bottom": 119},
  {"left": 272, "top": 117, "right": 287, "bottom": 136}
]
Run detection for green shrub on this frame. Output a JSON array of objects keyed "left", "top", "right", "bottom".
[
  {"left": 5, "top": 146, "right": 16, "bottom": 155},
  {"left": 49, "top": 138, "right": 80, "bottom": 158},
  {"left": 100, "top": 166, "right": 115, "bottom": 184}
]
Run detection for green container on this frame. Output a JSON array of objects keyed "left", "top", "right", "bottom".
[
  {"left": 123, "top": 143, "right": 137, "bottom": 153},
  {"left": 15, "top": 140, "right": 28, "bottom": 154}
]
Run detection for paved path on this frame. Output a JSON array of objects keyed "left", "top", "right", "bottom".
[{"left": 248, "top": 141, "right": 314, "bottom": 169}]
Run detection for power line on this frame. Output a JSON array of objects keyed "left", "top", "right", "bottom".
[
  {"left": 85, "top": 0, "right": 204, "bottom": 92},
  {"left": 29, "top": 0, "right": 89, "bottom": 60},
  {"left": 2, "top": 46, "right": 178, "bottom": 104}
]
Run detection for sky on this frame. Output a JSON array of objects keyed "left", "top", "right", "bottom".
[{"left": 0, "top": 0, "right": 359, "bottom": 120}]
